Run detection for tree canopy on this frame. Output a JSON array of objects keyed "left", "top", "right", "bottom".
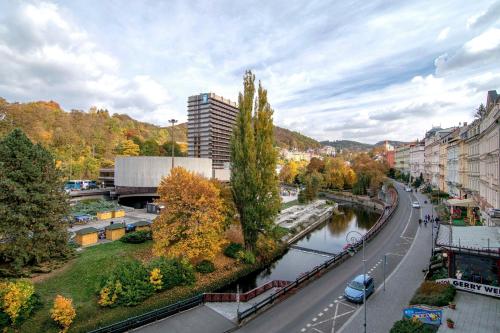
[{"left": 0, "top": 129, "right": 71, "bottom": 275}]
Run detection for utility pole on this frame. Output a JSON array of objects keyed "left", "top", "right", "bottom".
[{"left": 168, "top": 119, "right": 178, "bottom": 169}]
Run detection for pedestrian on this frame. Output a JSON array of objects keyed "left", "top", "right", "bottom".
[
  {"left": 418, "top": 218, "right": 422, "bottom": 226},
  {"left": 424, "top": 219, "right": 427, "bottom": 227}
]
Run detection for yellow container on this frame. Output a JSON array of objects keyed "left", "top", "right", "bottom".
[
  {"left": 96, "top": 211, "right": 112, "bottom": 220},
  {"left": 113, "top": 210, "right": 125, "bottom": 218}
]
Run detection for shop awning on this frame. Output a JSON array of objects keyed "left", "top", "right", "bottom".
[{"left": 446, "top": 198, "right": 477, "bottom": 207}]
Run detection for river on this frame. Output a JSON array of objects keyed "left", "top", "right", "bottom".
[{"left": 221, "top": 204, "right": 380, "bottom": 292}]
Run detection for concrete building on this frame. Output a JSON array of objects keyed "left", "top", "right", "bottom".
[
  {"left": 394, "top": 144, "right": 411, "bottom": 175},
  {"left": 114, "top": 156, "right": 215, "bottom": 196},
  {"left": 457, "top": 124, "right": 469, "bottom": 198},
  {"left": 187, "top": 93, "right": 239, "bottom": 170},
  {"left": 464, "top": 120, "right": 481, "bottom": 202},
  {"left": 446, "top": 129, "right": 461, "bottom": 197},
  {"left": 424, "top": 127, "right": 455, "bottom": 189},
  {"left": 478, "top": 90, "right": 500, "bottom": 225},
  {"left": 409, "top": 141, "right": 425, "bottom": 180}
]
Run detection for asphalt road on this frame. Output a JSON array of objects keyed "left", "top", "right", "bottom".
[{"left": 237, "top": 183, "right": 421, "bottom": 333}]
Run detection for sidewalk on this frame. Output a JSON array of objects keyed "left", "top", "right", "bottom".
[
  {"left": 339, "top": 191, "right": 433, "bottom": 333},
  {"left": 437, "top": 291, "right": 500, "bottom": 332}
]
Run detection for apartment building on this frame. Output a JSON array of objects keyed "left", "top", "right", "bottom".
[
  {"left": 187, "top": 93, "right": 239, "bottom": 170},
  {"left": 464, "top": 120, "right": 481, "bottom": 201},
  {"left": 478, "top": 90, "right": 500, "bottom": 225},
  {"left": 424, "top": 127, "right": 454, "bottom": 188},
  {"left": 395, "top": 144, "right": 411, "bottom": 175},
  {"left": 446, "top": 128, "right": 461, "bottom": 197},
  {"left": 409, "top": 140, "right": 425, "bottom": 180}
]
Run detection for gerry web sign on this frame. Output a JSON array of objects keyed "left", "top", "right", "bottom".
[{"left": 436, "top": 278, "right": 500, "bottom": 298}]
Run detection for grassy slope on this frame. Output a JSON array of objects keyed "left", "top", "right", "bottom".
[{"left": 21, "top": 240, "right": 258, "bottom": 333}]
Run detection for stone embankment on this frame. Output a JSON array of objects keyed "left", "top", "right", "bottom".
[
  {"left": 322, "top": 190, "right": 386, "bottom": 212},
  {"left": 276, "top": 200, "right": 336, "bottom": 245}
]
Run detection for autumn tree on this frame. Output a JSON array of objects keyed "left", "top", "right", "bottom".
[
  {"left": 116, "top": 139, "right": 140, "bottom": 156},
  {"left": 153, "top": 167, "right": 226, "bottom": 262},
  {"left": 231, "top": 71, "right": 281, "bottom": 252},
  {"left": 351, "top": 153, "right": 387, "bottom": 196},
  {"left": 140, "top": 139, "right": 160, "bottom": 156},
  {"left": 279, "top": 160, "right": 299, "bottom": 184},
  {"left": 323, "top": 157, "right": 356, "bottom": 190},
  {"left": 0, "top": 129, "right": 71, "bottom": 275},
  {"left": 50, "top": 295, "right": 76, "bottom": 333},
  {"left": 161, "top": 141, "right": 186, "bottom": 157}
]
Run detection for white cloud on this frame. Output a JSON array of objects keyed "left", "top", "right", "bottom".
[
  {"left": 464, "top": 28, "right": 500, "bottom": 53},
  {"left": 437, "top": 27, "right": 450, "bottom": 41}
]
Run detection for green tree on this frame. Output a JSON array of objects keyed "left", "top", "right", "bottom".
[
  {"left": 0, "top": 129, "right": 71, "bottom": 275},
  {"left": 161, "top": 141, "right": 186, "bottom": 157},
  {"left": 140, "top": 139, "right": 160, "bottom": 156},
  {"left": 231, "top": 71, "right": 280, "bottom": 251},
  {"left": 474, "top": 103, "right": 486, "bottom": 119}
]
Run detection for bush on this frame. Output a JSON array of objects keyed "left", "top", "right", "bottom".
[
  {"left": 0, "top": 279, "right": 39, "bottom": 329},
  {"left": 224, "top": 242, "right": 244, "bottom": 259},
  {"left": 147, "top": 257, "right": 195, "bottom": 290},
  {"left": 98, "top": 259, "right": 154, "bottom": 307},
  {"left": 410, "top": 281, "right": 456, "bottom": 307},
  {"left": 195, "top": 260, "right": 215, "bottom": 274},
  {"left": 120, "top": 231, "right": 151, "bottom": 244},
  {"left": 390, "top": 319, "right": 435, "bottom": 333},
  {"left": 50, "top": 295, "right": 76, "bottom": 333},
  {"left": 237, "top": 250, "right": 256, "bottom": 265}
]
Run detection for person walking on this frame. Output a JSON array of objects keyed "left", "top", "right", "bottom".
[{"left": 418, "top": 218, "right": 422, "bottom": 226}]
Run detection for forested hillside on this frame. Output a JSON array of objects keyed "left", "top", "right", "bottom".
[{"left": 0, "top": 98, "right": 320, "bottom": 179}]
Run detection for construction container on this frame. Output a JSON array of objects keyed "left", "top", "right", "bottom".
[
  {"left": 132, "top": 220, "right": 152, "bottom": 232},
  {"left": 105, "top": 223, "right": 126, "bottom": 241},
  {"left": 96, "top": 211, "right": 112, "bottom": 220},
  {"left": 112, "top": 210, "right": 125, "bottom": 218},
  {"left": 75, "top": 227, "right": 99, "bottom": 246}
]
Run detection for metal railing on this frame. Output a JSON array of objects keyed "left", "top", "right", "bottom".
[
  {"left": 237, "top": 187, "right": 399, "bottom": 322},
  {"left": 87, "top": 295, "right": 203, "bottom": 333}
]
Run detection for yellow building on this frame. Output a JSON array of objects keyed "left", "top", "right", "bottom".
[
  {"left": 105, "top": 223, "right": 126, "bottom": 241},
  {"left": 112, "top": 210, "right": 125, "bottom": 218},
  {"left": 75, "top": 227, "right": 99, "bottom": 246},
  {"left": 132, "top": 220, "right": 151, "bottom": 232},
  {"left": 96, "top": 211, "right": 113, "bottom": 220}
]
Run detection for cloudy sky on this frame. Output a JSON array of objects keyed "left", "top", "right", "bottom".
[{"left": 1, "top": 1, "right": 499, "bottom": 143}]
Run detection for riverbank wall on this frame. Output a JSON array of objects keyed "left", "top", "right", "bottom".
[{"left": 321, "top": 190, "right": 386, "bottom": 212}]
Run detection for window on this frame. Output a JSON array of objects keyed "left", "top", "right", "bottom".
[{"left": 453, "top": 253, "right": 499, "bottom": 286}]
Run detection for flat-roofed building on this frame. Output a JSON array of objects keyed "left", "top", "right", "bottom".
[{"left": 187, "top": 93, "right": 239, "bottom": 170}]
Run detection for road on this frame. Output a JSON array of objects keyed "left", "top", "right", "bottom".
[{"left": 237, "top": 183, "right": 424, "bottom": 333}]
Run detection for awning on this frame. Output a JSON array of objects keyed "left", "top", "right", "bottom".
[{"left": 446, "top": 198, "right": 477, "bottom": 207}]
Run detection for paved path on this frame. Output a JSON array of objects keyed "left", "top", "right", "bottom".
[
  {"left": 236, "top": 183, "right": 423, "bottom": 333},
  {"left": 437, "top": 291, "right": 500, "bottom": 332},
  {"left": 339, "top": 189, "right": 434, "bottom": 333},
  {"left": 132, "top": 305, "right": 235, "bottom": 333}
]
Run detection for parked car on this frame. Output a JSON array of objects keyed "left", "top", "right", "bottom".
[
  {"left": 412, "top": 201, "right": 421, "bottom": 208},
  {"left": 344, "top": 274, "right": 375, "bottom": 303}
]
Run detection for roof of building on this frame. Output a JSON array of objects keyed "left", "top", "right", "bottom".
[
  {"left": 75, "top": 227, "right": 99, "bottom": 235},
  {"left": 436, "top": 225, "right": 500, "bottom": 250},
  {"left": 447, "top": 198, "right": 477, "bottom": 207},
  {"left": 132, "top": 220, "right": 151, "bottom": 227},
  {"left": 105, "top": 223, "right": 126, "bottom": 230}
]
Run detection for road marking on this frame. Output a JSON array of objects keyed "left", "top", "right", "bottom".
[
  {"left": 329, "top": 303, "right": 334, "bottom": 307},
  {"left": 312, "top": 317, "right": 317, "bottom": 321},
  {"left": 301, "top": 328, "right": 306, "bottom": 332},
  {"left": 307, "top": 323, "right": 311, "bottom": 327},
  {"left": 318, "top": 312, "right": 323, "bottom": 316},
  {"left": 312, "top": 328, "right": 323, "bottom": 333},
  {"left": 401, "top": 201, "right": 413, "bottom": 237},
  {"left": 337, "top": 296, "right": 342, "bottom": 299},
  {"left": 324, "top": 308, "right": 329, "bottom": 312}
]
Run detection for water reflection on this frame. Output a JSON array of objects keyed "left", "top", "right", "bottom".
[{"left": 221, "top": 204, "right": 380, "bottom": 292}]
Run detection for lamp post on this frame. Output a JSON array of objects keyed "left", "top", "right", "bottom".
[
  {"left": 346, "top": 230, "right": 366, "bottom": 333},
  {"left": 168, "top": 119, "right": 178, "bottom": 169}
]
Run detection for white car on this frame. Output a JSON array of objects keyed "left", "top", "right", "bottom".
[
  {"left": 405, "top": 187, "right": 412, "bottom": 192},
  {"left": 412, "top": 201, "right": 420, "bottom": 208}
]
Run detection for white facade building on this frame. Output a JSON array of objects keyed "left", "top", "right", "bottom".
[{"left": 409, "top": 141, "right": 425, "bottom": 180}]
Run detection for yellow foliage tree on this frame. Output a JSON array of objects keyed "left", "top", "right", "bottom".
[
  {"left": 50, "top": 295, "right": 76, "bottom": 333},
  {"left": 98, "top": 280, "right": 122, "bottom": 307},
  {"left": 117, "top": 139, "right": 140, "bottom": 156},
  {"left": 153, "top": 167, "right": 226, "bottom": 262},
  {"left": 0, "top": 279, "right": 35, "bottom": 324},
  {"left": 279, "top": 160, "right": 299, "bottom": 184},
  {"left": 149, "top": 268, "right": 163, "bottom": 290}
]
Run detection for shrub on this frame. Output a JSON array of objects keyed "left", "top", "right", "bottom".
[
  {"left": 224, "top": 242, "right": 244, "bottom": 259},
  {"left": 390, "top": 319, "right": 435, "bottom": 333},
  {"left": 98, "top": 259, "right": 154, "bottom": 307},
  {"left": 410, "top": 281, "right": 456, "bottom": 307},
  {"left": 237, "top": 250, "right": 256, "bottom": 265},
  {"left": 120, "top": 231, "right": 151, "bottom": 244},
  {"left": 195, "top": 260, "right": 215, "bottom": 274},
  {"left": 0, "top": 279, "right": 37, "bottom": 327},
  {"left": 50, "top": 295, "right": 76, "bottom": 333},
  {"left": 147, "top": 257, "right": 195, "bottom": 290},
  {"left": 149, "top": 268, "right": 163, "bottom": 290}
]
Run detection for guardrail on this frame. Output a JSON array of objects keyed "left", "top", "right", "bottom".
[
  {"left": 87, "top": 295, "right": 203, "bottom": 333},
  {"left": 237, "top": 187, "right": 399, "bottom": 322},
  {"left": 203, "top": 280, "right": 290, "bottom": 302}
]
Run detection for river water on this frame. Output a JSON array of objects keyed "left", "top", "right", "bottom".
[{"left": 222, "top": 204, "right": 380, "bottom": 292}]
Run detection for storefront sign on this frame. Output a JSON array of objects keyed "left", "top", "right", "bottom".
[
  {"left": 403, "top": 306, "right": 442, "bottom": 326},
  {"left": 436, "top": 278, "right": 500, "bottom": 298}
]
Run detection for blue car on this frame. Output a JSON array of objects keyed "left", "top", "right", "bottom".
[{"left": 344, "top": 274, "right": 375, "bottom": 303}]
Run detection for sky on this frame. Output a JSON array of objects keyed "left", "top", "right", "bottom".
[{"left": 0, "top": 0, "right": 499, "bottom": 143}]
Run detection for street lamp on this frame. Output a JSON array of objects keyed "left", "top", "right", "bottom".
[
  {"left": 346, "top": 230, "right": 367, "bottom": 333},
  {"left": 168, "top": 119, "right": 178, "bottom": 169}
]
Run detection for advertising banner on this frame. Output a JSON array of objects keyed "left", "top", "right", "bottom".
[
  {"left": 403, "top": 306, "right": 442, "bottom": 326},
  {"left": 436, "top": 278, "right": 500, "bottom": 298}
]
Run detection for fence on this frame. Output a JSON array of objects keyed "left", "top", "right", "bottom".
[
  {"left": 237, "top": 187, "right": 399, "bottom": 322},
  {"left": 203, "top": 280, "right": 291, "bottom": 302},
  {"left": 87, "top": 295, "right": 203, "bottom": 333}
]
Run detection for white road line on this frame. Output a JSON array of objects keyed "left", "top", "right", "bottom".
[
  {"left": 312, "top": 317, "right": 317, "bottom": 322},
  {"left": 324, "top": 308, "right": 329, "bottom": 312},
  {"left": 307, "top": 323, "right": 311, "bottom": 327},
  {"left": 337, "top": 296, "right": 342, "bottom": 299},
  {"left": 318, "top": 312, "right": 323, "bottom": 316},
  {"left": 301, "top": 328, "right": 306, "bottom": 332},
  {"left": 329, "top": 303, "right": 334, "bottom": 307},
  {"left": 401, "top": 201, "right": 413, "bottom": 237}
]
